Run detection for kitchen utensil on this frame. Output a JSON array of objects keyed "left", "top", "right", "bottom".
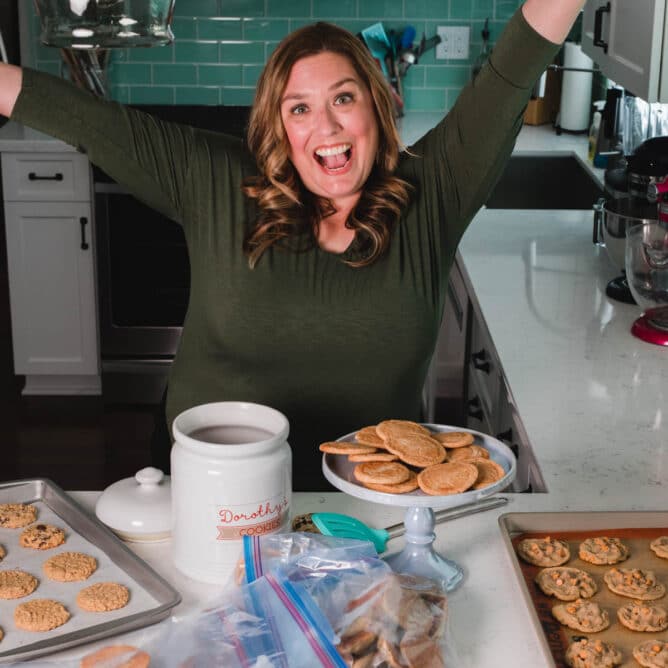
[
  {"left": 323, "top": 424, "right": 516, "bottom": 592},
  {"left": 593, "top": 196, "right": 657, "bottom": 303},
  {"left": 95, "top": 466, "right": 171, "bottom": 542},
  {"left": 34, "top": 0, "right": 176, "bottom": 49},
  {"left": 625, "top": 220, "right": 668, "bottom": 345},
  {"left": 310, "top": 496, "right": 509, "bottom": 553},
  {"left": 361, "top": 22, "right": 392, "bottom": 77},
  {"left": 400, "top": 25, "right": 415, "bottom": 51}
]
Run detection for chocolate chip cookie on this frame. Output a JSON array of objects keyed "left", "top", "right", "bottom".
[{"left": 19, "top": 524, "right": 66, "bottom": 550}]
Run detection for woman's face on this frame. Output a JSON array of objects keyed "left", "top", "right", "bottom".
[{"left": 280, "top": 51, "right": 379, "bottom": 213}]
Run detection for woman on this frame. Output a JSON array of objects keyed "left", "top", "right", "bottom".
[{"left": 0, "top": 1, "right": 585, "bottom": 490}]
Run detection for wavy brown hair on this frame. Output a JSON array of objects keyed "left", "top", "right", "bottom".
[{"left": 242, "top": 21, "right": 413, "bottom": 268}]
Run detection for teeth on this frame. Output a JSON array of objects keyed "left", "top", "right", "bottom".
[{"left": 315, "top": 143, "right": 351, "bottom": 157}]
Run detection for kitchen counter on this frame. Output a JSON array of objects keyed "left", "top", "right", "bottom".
[{"left": 5, "top": 115, "right": 667, "bottom": 665}]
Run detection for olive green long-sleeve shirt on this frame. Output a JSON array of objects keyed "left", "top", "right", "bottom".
[{"left": 12, "top": 9, "right": 558, "bottom": 490}]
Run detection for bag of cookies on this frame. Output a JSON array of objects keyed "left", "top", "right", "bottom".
[
  {"left": 152, "top": 540, "right": 459, "bottom": 667},
  {"left": 147, "top": 558, "right": 384, "bottom": 667},
  {"left": 239, "top": 531, "right": 379, "bottom": 584}
]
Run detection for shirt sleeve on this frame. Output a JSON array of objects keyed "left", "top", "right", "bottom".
[
  {"left": 10, "top": 68, "right": 244, "bottom": 225},
  {"left": 398, "top": 8, "right": 562, "bottom": 251}
]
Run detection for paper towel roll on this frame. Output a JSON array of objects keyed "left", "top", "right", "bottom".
[{"left": 559, "top": 42, "right": 593, "bottom": 132}]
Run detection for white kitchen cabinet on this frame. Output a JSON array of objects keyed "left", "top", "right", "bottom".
[
  {"left": 582, "top": 0, "right": 668, "bottom": 102},
  {"left": 2, "top": 152, "right": 100, "bottom": 394}
]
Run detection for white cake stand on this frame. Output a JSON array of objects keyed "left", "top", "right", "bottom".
[{"left": 322, "top": 424, "right": 516, "bottom": 592}]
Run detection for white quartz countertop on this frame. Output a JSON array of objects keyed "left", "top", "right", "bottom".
[{"left": 6, "top": 114, "right": 667, "bottom": 666}]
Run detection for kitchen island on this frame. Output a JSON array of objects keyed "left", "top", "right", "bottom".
[{"left": 3, "top": 118, "right": 667, "bottom": 666}]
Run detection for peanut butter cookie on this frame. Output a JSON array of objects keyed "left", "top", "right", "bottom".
[
  {"left": 0, "top": 544, "right": 5, "bottom": 562},
  {"left": 432, "top": 431, "right": 474, "bottom": 448},
  {"left": 19, "top": 524, "right": 66, "bottom": 550},
  {"left": 535, "top": 566, "right": 596, "bottom": 600},
  {"left": 447, "top": 445, "right": 490, "bottom": 461},
  {"left": 375, "top": 420, "right": 432, "bottom": 441},
  {"left": 0, "top": 569, "right": 38, "bottom": 599},
  {"left": 363, "top": 471, "right": 419, "bottom": 494},
  {"left": 617, "top": 602, "right": 668, "bottom": 632},
  {"left": 579, "top": 537, "right": 629, "bottom": 565},
  {"left": 319, "top": 441, "right": 377, "bottom": 455},
  {"left": 348, "top": 452, "right": 398, "bottom": 462},
  {"left": 633, "top": 640, "right": 668, "bottom": 667},
  {"left": 552, "top": 598, "right": 610, "bottom": 632},
  {"left": 0, "top": 503, "right": 37, "bottom": 528},
  {"left": 470, "top": 457, "right": 505, "bottom": 489},
  {"left": 43, "top": 552, "right": 97, "bottom": 582},
  {"left": 353, "top": 461, "right": 411, "bottom": 486},
  {"left": 565, "top": 638, "right": 622, "bottom": 667},
  {"left": 14, "top": 598, "right": 70, "bottom": 632},
  {"left": 417, "top": 461, "right": 478, "bottom": 495},
  {"left": 354, "top": 426, "right": 386, "bottom": 449},
  {"left": 604, "top": 567, "right": 665, "bottom": 600},
  {"left": 517, "top": 536, "right": 571, "bottom": 567},
  {"left": 383, "top": 433, "right": 446, "bottom": 468},
  {"left": 77, "top": 582, "right": 130, "bottom": 612}
]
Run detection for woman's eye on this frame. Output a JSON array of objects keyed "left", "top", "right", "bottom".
[
  {"left": 290, "top": 104, "right": 308, "bottom": 115},
  {"left": 334, "top": 93, "right": 353, "bottom": 105}
]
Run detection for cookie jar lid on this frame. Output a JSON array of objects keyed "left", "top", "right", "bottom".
[{"left": 95, "top": 467, "right": 171, "bottom": 543}]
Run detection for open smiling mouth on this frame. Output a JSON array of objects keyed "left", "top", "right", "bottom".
[{"left": 314, "top": 143, "right": 352, "bottom": 171}]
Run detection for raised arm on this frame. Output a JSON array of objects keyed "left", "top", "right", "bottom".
[
  {"left": 0, "top": 63, "right": 22, "bottom": 118},
  {"left": 522, "top": 0, "right": 587, "bottom": 44}
]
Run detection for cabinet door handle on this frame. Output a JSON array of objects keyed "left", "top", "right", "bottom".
[
  {"left": 593, "top": 1, "right": 610, "bottom": 54},
  {"left": 496, "top": 428, "right": 513, "bottom": 443},
  {"left": 79, "top": 217, "right": 89, "bottom": 250},
  {"left": 28, "top": 171, "right": 64, "bottom": 181},
  {"left": 467, "top": 396, "right": 484, "bottom": 421},
  {"left": 471, "top": 349, "right": 491, "bottom": 374}
]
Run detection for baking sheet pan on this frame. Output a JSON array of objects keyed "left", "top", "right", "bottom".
[
  {"left": 0, "top": 479, "right": 181, "bottom": 663},
  {"left": 499, "top": 511, "right": 668, "bottom": 668}
]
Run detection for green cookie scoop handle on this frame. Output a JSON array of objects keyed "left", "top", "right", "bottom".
[{"left": 311, "top": 495, "right": 509, "bottom": 553}]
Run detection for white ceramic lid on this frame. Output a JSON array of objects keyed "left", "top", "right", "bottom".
[{"left": 95, "top": 467, "right": 171, "bottom": 543}]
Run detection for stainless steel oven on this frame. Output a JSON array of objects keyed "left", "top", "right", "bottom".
[
  {"left": 94, "top": 174, "right": 188, "bottom": 363},
  {"left": 92, "top": 104, "right": 250, "bottom": 400}
]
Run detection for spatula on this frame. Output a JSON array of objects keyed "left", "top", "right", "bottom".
[{"left": 308, "top": 496, "right": 508, "bottom": 553}]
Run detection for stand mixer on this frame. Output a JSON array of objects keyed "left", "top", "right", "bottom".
[
  {"left": 625, "top": 180, "right": 668, "bottom": 346},
  {"left": 595, "top": 137, "right": 668, "bottom": 304}
]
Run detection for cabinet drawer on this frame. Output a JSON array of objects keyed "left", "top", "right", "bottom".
[
  {"left": 1, "top": 153, "right": 90, "bottom": 202},
  {"left": 465, "top": 371, "right": 494, "bottom": 435},
  {"left": 496, "top": 382, "right": 546, "bottom": 493},
  {"left": 468, "top": 312, "right": 500, "bottom": 418}
]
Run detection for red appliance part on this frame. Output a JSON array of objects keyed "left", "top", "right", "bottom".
[{"left": 631, "top": 309, "right": 668, "bottom": 346}]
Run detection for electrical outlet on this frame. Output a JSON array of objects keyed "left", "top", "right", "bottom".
[{"left": 436, "top": 26, "right": 470, "bottom": 60}]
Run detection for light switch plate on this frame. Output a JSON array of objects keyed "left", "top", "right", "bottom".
[{"left": 436, "top": 26, "right": 470, "bottom": 60}]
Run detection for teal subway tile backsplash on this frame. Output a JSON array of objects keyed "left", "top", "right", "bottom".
[
  {"left": 27, "top": 0, "right": 526, "bottom": 111},
  {"left": 267, "top": 0, "right": 312, "bottom": 17}
]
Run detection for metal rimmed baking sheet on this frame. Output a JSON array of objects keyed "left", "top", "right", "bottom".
[
  {"left": 499, "top": 511, "right": 668, "bottom": 668},
  {"left": 0, "top": 478, "right": 180, "bottom": 663}
]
